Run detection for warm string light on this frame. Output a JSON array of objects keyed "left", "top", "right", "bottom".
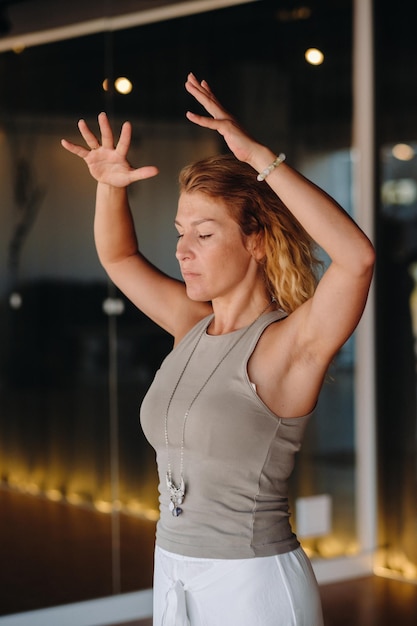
[
  {"left": 374, "top": 549, "right": 417, "bottom": 581},
  {"left": 1, "top": 475, "right": 159, "bottom": 521}
]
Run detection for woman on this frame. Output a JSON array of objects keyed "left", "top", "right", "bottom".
[{"left": 61, "top": 73, "right": 375, "bottom": 625}]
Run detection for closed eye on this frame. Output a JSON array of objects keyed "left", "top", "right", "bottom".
[{"left": 176, "top": 233, "right": 212, "bottom": 241}]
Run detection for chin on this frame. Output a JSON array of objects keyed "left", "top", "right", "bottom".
[{"left": 185, "top": 286, "right": 209, "bottom": 302}]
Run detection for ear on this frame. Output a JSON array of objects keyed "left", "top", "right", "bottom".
[{"left": 247, "top": 232, "right": 266, "bottom": 262}]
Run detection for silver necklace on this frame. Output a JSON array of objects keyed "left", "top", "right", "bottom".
[{"left": 164, "top": 298, "right": 276, "bottom": 517}]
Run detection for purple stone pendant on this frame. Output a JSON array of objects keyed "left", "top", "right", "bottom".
[{"left": 166, "top": 473, "right": 185, "bottom": 518}]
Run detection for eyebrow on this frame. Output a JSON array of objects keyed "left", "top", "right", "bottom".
[{"left": 174, "top": 218, "right": 217, "bottom": 227}]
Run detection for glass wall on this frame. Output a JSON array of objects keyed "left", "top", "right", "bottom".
[
  {"left": 0, "top": 0, "right": 370, "bottom": 617},
  {"left": 375, "top": 0, "right": 417, "bottom": 581}
]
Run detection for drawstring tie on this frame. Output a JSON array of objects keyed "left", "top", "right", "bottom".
[{"left": 162, "top": 579, "right": 190, "bottom": 626}]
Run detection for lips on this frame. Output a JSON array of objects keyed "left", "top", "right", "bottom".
[{"left": 181, "top": 271, "right": 200, "bottom": 280}]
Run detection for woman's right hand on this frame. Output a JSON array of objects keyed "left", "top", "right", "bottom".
[{"left": 61, "top": 112, "right": 159, "bottom": 188}]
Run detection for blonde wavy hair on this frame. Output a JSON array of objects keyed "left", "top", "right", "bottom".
[{"left": 179, "top": 153, "right": 322, "bottom": 313}]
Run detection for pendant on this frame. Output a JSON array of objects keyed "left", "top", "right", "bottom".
[{"left": 166, "top": 473, "right": 185, "bottom": 517}]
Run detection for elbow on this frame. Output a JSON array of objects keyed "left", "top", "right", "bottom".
[
  {"left": 338, "top": 234, "right": 375, "bottom": 280},
  {"left": 356, "top": 238, "right": 376, "bottom": 279},
  {"left": 364, "top": 238, "right": 376, "bottom": 269}
]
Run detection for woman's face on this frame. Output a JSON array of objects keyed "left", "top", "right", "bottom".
[{"left": 175, "top": 192, "right": 259, "bottom": 302}]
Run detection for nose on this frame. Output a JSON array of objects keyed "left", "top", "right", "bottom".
[{"left": 175, "top": 235, "right": 193, "bottom": 261}]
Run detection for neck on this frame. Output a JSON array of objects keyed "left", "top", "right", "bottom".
[{"left": 208, "top": 295, "right": 276, "bottom": 335}]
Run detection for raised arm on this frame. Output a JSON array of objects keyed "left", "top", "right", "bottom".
[
  {"left": 61, "top": 112, "right": 210, "bottom": 336},
  {"left": 185, "top": 73, "right": 375, "bottom": 365}
]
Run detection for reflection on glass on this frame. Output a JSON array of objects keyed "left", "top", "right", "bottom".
[
  {"left": 289, "top": 150, "right": 357, "bottom": 560},
  {"left": 0, "top": 0, "right": 359, "bottom": 615},
  {"left": 376, "top": 143, "right": 417, "bottom": 581}
]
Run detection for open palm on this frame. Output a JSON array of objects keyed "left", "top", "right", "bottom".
[{"left": 61, "top": 112, "right": 159, "bottom": 187}]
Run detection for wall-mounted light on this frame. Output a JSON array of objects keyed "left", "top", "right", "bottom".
[
  {"left": 392, "top": 143, "right": 415, "bottom": 161},
  {"left": 305, "top": 47, "right": 324, "bottom": 66}
]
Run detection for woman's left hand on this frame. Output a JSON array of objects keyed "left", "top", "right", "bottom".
[{"left": 185, "top": 72, "right": 262, "bottom": 165}]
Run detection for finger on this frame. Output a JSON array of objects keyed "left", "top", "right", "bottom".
[
  {"left": 189, "top": 73, "right": 213, "bottom": 97},
  {"left": 185, "top": 110, "right": 220, "bottom": 130},
  {"left": 200, "top": 79, "right": 213, "bottom": 94},
  {"left": 185, "top": 74, "right": 229, "bottom": 120},
  {"left": 185, "top": 72, "right": 211, "bottom": 100},
  {"left": 115, "top": 121, "right": 132, "bottom": 157},
  {"left": 97, "top": 112, "right": 115, "bottom": 149},
  {"left": 129, "top": 165, "right": 159, "bottom": 182},
  {"left": 77, "top": 119, "right": 101, "bottom": 150},
  {"left": 187, "top": 72, "right": 202, "bottom": 88},
  {"left": 61, "top": 138, "right": 90, "bottom": 159}
]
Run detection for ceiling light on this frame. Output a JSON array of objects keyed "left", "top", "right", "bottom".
[
  {"left": 305, "top": 48, "right": 324, "bottom": 65},
  {"left": 102, "top": 77, "right": 133, "bottom": 95},
  {"left": 114, "top": 76, "right": 133, "bottom": 95}
]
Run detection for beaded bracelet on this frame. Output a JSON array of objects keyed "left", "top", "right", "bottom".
[{"left": 256, "top": 153, "right": 286, "bottom": 182}]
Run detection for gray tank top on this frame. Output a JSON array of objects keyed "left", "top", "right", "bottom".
[{"left": 140, "top": 310, "right": 312, "bottom": 559}]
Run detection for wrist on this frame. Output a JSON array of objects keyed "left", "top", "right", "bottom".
[
  {"left": 97, "top": 181, "right": 127, "bottom": 194},
  {"left": 247, "top": 146, "right": 277, "bottom": 174},
  {"left": 96, "top": 181, "right": 129, "bottom": 206},
  {"left": 256, "top": 153, "right": 286, "bottom": 182}
]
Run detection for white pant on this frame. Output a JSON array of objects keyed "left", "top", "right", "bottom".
[{"left": 153, "top": 545, "right": 324, "bottom": 626}]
